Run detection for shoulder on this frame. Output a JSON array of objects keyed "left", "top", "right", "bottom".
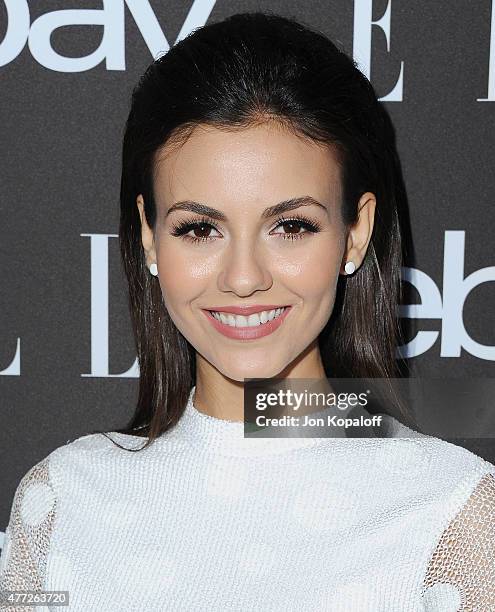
[
  {"left": 421, "top": 455, "right": 495, "bottom": 607},
  {"left": 11, "top": 431, "right": 132, "bottom": 498},
  {"left": 3, "top": 432, "right": 140, "bottom": 540},
  {"left": 10, "top": 428, "right": 152, "bottom": 506},
  {"left": 7, "top": 434, "right": 110, "bottom": 509},
  {"left": 373, "top": 414, "right": 495, "bottom": 502},
  {"left": 0, "top": 433, "right": 121, "bottom": 586},
  {"left": 46, "top": 431, "right": 118, "bottom": 471}
]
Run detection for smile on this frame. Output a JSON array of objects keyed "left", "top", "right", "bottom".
[
  {"left": 201, "top": 306, "right": 292, "bottom": 340},
  {"left": 209, "top": 307, "right": 288, "bottom": 328}
]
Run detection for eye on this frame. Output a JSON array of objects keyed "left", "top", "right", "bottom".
[
  {"left": 271, "top": 214, "right": 322, "bottom": 240},
  {"left": 170, "top": 216, "right": 222, "bottom": 244},
  {"left": 169, "top": 213, "right": 322, "bottom": 245}
]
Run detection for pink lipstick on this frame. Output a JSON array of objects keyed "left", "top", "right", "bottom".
[{"left": 202, "top": 305, "right": 292, "bottom": 340}]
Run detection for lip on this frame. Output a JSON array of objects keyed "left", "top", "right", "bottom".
[
  {"left": 206, "top": 304, "right": 289, "bottom": 316},
  {"left": 202, "top": 305, "right": 292, "bottom": 340}
]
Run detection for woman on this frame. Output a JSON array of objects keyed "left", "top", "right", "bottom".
[{"left": 1, "top": 11, "right": 493, "bottom": 611}]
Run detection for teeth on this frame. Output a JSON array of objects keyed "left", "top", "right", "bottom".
[{"left": 210, "top": 307, "right": 287, "bottom": 328}]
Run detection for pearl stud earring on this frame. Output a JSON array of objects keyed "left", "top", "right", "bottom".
[
  {"left": 149, "top": 263, "right": 158, "bottom": 276},
  {"left": 344, "top": 261, "right": 356, "bottom": 275}
]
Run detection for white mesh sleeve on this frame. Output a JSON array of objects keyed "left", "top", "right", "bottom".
[
  {"left": 421, "top": 471, "right": 495, "bottom": 610},
  {"left": 0, "top": 456, "right": 57, "bottom": 612}
]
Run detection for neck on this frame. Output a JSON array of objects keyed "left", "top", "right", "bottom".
[{"left": 194, "top": 340, "right": 328, "bottom": 422}]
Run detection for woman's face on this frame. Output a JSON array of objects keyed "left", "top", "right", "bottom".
[{"left": 137, "top": 121, "right": 375, "bottom": 382}]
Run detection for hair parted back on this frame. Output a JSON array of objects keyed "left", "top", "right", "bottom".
[{"left": 94, "top": 11, "right": 410, "bottom": 451}]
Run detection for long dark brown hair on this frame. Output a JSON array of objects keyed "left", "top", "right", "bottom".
[{"left": 91, "top": 11, "right": 411, "bottom": 451}]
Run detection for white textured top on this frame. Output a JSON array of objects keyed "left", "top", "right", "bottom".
[{"left": 1, "top": 385, "right": 494, "bottom": 611}]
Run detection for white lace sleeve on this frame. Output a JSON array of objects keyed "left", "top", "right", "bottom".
[
  {"left": 421, "top": 471, "right": 495, "bottom": 611},
  {"left": 0, "top": 456, "right": 57, "bottom": 611}
]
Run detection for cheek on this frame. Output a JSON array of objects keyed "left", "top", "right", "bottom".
[
  {"left": 155, "top": 243, "right": 214, "bottom": 307},
  {"left": 272, "top": 236, "right": 342, "bottom": 300}
]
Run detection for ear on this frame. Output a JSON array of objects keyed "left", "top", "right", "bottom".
[
  {"left": 136, "top": 194, "right": 157, "bottom": 267},
  {"left": 340, "top": 191, "right": 376, "bottom": 274}
]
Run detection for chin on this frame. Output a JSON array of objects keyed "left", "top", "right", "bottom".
[{"left": 217, "top": 359, "right": 287, "bottom": 383}]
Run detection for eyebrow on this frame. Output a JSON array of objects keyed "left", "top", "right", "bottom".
[{"left": 165, "top": 196, "right": 328, "bottom": 221}]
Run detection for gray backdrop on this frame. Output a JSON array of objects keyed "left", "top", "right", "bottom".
[{"left": 1, "top": 0, "right": 494, "bottom": 551}]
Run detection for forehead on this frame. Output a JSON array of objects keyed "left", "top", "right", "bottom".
[{"left": 152, "top": 122, "right": 341, "bottom": 210}]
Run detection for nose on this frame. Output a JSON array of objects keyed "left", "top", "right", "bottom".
[{"left": 217, "top": 239, "right": 273, "bottom": 296}]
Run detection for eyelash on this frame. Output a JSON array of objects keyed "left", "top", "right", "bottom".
[{"left": 169, "top": 214, "right": 322, "bottom": 244}]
